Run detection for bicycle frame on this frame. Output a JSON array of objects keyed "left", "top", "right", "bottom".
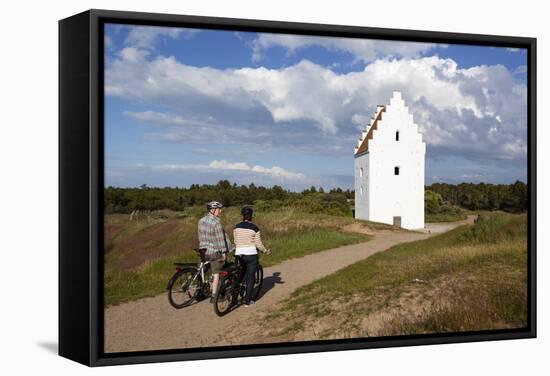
[
  {"left": 183, "top": 260, "right": 210, "bottom": 285},
  {"left": 172, "top": 256, "right": 211, "bottom": 291},
  {"left": 200, "top": 260, "right": 210, "bottom": 284}
]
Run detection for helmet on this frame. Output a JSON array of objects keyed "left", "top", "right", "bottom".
[
  {"left": 241, "top": 206, "right": 253, "bottom": 216},
  {"left": 206, "top": 201, "right": 224, "bottom": 210}
]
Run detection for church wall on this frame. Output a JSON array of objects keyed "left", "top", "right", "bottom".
[{"left": 354, "top": 152, "right": 370, "bottom": 219}]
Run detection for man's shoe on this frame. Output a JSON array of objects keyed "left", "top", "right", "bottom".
[
  {"left": 210, "top": 297, "right": 215, "bottom": 304},
  {"left": 244, "top": 300, "right": 255, "bottom": 307}
]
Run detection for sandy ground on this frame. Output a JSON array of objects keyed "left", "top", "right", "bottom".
[{"left": 104, "top": 215, "right": 475, "bottom": 353}]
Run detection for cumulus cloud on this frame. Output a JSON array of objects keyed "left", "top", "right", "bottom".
[
  {"left": 250, "top": 33, "right": 444, "bottom": 63},
  {"left": 105, "top": 44, "right": 527, "bottom": 165},
  {"left": 153, "top": 160, "right": 315, "bottom": 183}
]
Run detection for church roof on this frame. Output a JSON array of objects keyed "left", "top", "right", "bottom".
[{"left": 354, "top": 105, "right": 386, "bottom": 156}]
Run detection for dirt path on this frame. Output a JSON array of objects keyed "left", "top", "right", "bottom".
[{"left": 104, "top": 216, "right": 475, "bottom": 352}]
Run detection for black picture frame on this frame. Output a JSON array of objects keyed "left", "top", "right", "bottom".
[{"left": 59, "top": 8, "right": 537, "bottom": 367}]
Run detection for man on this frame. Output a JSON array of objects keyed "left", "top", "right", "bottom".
[{"left": 197, "top": 201, "right": 232, "bottom": 303}]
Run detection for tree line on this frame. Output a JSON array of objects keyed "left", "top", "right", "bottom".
[
  {"left": 104, "top": 180, "right": 528, "bottom": 215},
  {"left": 104, "top": 180, "right": 354, "bottom": 216},
  {"left": 426, "top": 181, "right": 527, "bottom": 213}
]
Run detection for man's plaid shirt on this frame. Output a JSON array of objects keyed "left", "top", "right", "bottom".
[{"left": 197, "top": 213, "right": 232, "bottom": 257}]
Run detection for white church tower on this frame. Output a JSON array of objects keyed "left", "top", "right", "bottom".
[{"left": 354, "top": 91, "right": 426, "bottom": 230}]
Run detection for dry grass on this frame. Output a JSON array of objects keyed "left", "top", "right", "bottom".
[{"left": 262, "top": 212, "right": 527, "bottom": 340}]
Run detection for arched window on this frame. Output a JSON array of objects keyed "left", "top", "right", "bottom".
[
  {"left": 360, "top": 167, "right": 363, "bottom": 177},
  {"left": 394, "top": 166, "right": 400, "bottom": 175},
  {"left": 396, "top": 130, "right": 400, "bottom": 141},
  {"left": 360, "top": 186, "right": 363, "bottom": 195}
]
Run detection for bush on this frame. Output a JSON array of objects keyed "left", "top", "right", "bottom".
[
  {"left": 425, "top": 189, "right": 465, "bottom": 222},
  {"left": 254, "top": 199, "right": 284, "bottom": 212},
  {"left": 425, "top": 190, "right": 443, "bottom": 214}
]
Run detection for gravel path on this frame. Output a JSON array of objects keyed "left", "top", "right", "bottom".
[{"left": 104, "top": 216, "right": 475, "bottom": 352}]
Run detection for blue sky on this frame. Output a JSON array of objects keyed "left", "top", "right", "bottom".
[{"left": 104, "top": 23, "right": 528, "bottom": 190}]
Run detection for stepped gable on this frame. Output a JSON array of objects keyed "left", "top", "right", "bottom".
[{"left": 354, "top": 104, "right": 386, "bottom": 156}]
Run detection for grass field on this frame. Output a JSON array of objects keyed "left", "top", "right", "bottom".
[
  {"left": 263, "top": 212, "right": 527, "bottom": 340},
  {"left": 104, "top": 207, "right": 386, "bottom": 306}
]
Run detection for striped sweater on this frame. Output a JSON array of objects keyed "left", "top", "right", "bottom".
[{"left": 233, "top": 221, "right": 267, "bottom": 255}]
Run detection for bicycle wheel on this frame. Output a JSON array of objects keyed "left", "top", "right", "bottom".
[
  {"left": 213, "top": 275, "right": 235, "bottom": 317},
  {"left": 251, "top": 264, "right": 264, "bottom": 301},
  {"left": 167, "top": 267, "right": 202, "bottom": 309}
]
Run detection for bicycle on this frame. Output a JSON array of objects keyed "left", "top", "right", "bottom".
[
  {"left": 166, "top": 248, "right": 213, "bottom": 309},
  {"left": 213, "top": 255, "right": 264, "bottom": 316}
]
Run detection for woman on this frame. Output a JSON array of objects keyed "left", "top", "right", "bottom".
[{"left": 233, "top": 206, "right": 271, "bottom": 307}]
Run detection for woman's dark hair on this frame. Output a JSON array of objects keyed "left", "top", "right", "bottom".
[{"left": 241, "top": 206, "right": 253, "bottom": 221}]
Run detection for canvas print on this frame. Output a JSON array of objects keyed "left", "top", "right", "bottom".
[{"left": 102, "top": 23, "right": 528, "bottom": 353}]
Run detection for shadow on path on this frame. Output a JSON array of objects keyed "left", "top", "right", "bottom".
[{"left": 257, "top": 271, "right": 284, "bottom": 301}]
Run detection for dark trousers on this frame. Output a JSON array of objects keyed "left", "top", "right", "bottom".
[{"left": 240, "top": 254, "right": 258, "bottom": 303}]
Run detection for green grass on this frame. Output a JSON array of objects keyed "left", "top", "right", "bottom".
[
  {"left": 104, "top": 228, "right": 371, "bottom": 306},
  {"left": 104, "top": 252, "right": 197, "bottom": 306},
  {"left": 269, "top": 212, "right": 527, "bottom": 338},
  {"left": 425, "top": 211, "right": 467, "bottom": 222},
  {"left": 261, "top": 228, "right": 371, "bottom": 267}
]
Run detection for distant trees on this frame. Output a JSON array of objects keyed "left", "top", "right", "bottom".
[
  {"left": 104, "top": 186, "right": 187, "bottom": 213},
  {"left": 104, "top": 181, "right": 355, "bottom": 216},
  {"left": 104, "top": 182, "right": 301, "bottom": 214},
  {"left": 104, "top": 180, "right": 528, "bottom": 215},
  {"left": 427, "top": 181, "right": 528, "bottom": 213}
]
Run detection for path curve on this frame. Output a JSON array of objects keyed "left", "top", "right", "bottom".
[{"left": 104, "top": 216, "right": 475, "bottom": 352}]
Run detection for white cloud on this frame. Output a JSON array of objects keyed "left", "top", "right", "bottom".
[
  {"left": 124, "top": 25, "right": 199, "bottom": 50},
  {"left": 106, "top": 46, "right": 527, "bottom": 162},
  {"left": 513, "top": 65, "right": 528, "bottom": 75},
  {"left": 251, "top": 33, "right": 445, "bottom": 63},
  {"left": 124, "top": 110, "right": 215, "bottom": 127},
  {"left": 153, "top": 160, "right": 314, "bottom": 183}
]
